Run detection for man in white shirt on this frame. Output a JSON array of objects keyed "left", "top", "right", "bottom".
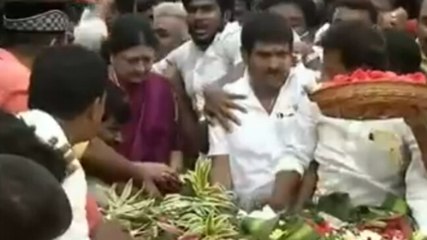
[
  {"left": 20, "top": 46, "right": 107, "bottom": 240},
  {"left": 209, "top": 12, "right": 315, "bottom": 212},
  {"left": 288, "top": 21, "right": 427, "bottom": 234},
  {"left": 153, "top": 0, "right": 242, "bottom": 110}
]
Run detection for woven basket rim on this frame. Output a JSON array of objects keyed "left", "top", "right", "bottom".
[{"left": 311, "top": 80, "right": 427, "bottom": 96}]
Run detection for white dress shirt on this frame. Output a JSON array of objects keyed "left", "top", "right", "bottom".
[
  {"left": 285, "top": 102, "right": 427, "bottom": 233},
  {"left": 208, "top": 68, "right": 315, "bottom": 210},
  {"left": 153, "top": 22, "right": 242, "bottom": 112},
  {"left": 18, "top": 110, "right": 90, "bottom": 240}
]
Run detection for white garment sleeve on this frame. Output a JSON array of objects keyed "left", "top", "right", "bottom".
[
  {"left": 280, "top": 98, "right": 319, "bottom": 175},
  {"left": 208, "top": 124, "right": 229, "bottom": 156},
  {"left": 403, "top": 124, "right": 427, "bottom": 234},
  {"left": 152, "top": 44, "right": 182, "bottom": 74}
]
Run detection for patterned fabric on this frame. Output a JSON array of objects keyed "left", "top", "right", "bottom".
[{"left": 3, "top": 9, "right": 69, "bottom": 32}]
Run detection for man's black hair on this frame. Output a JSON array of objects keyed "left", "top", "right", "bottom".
[
  {"left": 321, "top": 21, "right": 388, "bottom": 71},
  {"left": 384, "top": 29, "right": 421, "bottom": 74},
  {"left": 115, "top": 0, "right": 136, "bottom": 13},
  {"left": 136, "top": 0, "right": 158, "bottom": 12},
  {"left": 103, "top": 81, "right": 131, "bottom": 125},
  {"left": 108, "top": 14, "right": 158, "bottom": 54},
  {"left": 333, "top": 0, "right": 378, "bottom": 24},
  {"left": 0, "top": 154, "right": 71, "bottom": 240},
  {"left": 241, "top": 12, "right": 293, "bottom": 54},
  {"left": 0, "top": 110, "right": 67, "bottom": 182},
  {"left": 182, "top": 0, "right": 234, "bottom": 14},
  {"left": 29, "top": 45, "right": 108, "bottom": 120},
  {"left": 258, "top": 0, "right": 319, "bottom": 28}
]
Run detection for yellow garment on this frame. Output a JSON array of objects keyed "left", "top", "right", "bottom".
[{"left": 72, "top": 141, "right": 90, "bottom": 160}]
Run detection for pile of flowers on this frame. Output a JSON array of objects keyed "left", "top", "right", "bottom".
[
  {"left": 101, "top": 158, "right": 427, "bottom": 240},
  {"left": 321, "top": 69, "right": 426, "bottom": 89},
  {"left": 240, "top": 193, "right": 425, "bottom": 240}
]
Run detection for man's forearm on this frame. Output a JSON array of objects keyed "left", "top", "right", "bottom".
[
  {"left": 269, "top": 171, "right": 302, "bottom": 211},
  {"left": 81, "top": 138, "right": 142, "bottom": 184},
  {"left": 211, "top": 155, "right": 232, "bottom": 189}
]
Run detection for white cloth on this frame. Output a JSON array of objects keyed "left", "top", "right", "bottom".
[
  {"left": 73, "top": 7, "right": 108, "bottom": 52},
  {"left": 208, "top": 68, "right": 315, "bottom": 210},
  {"left": 18, "top": 110, "right": 90, "bottom": 240},
  {"left": 153, "top": 22, "right": 242, "bottom": 113},
  {"left": 284, "top": 103, "right": 427, "bottom": 234},
  {"left": 314, "top": 23, "right": 330, "bottom": 44}
]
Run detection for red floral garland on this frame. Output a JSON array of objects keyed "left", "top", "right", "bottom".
[{"left": 322, "top": 69, "right": 427, "bottom": 88}]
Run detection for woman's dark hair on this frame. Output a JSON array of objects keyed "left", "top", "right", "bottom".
[
  {"left": 258, "top": 0, "right": 319, "bottom": 28},
  {"left": 241, "top": 12, "right": 293, "bottom": 54},
  {"left": 384, "top": 29, "right": 421, "bottom": 74},
  {"left": 29, "top": 45, "right": 108, "bottom": 120},
  {"left": 107, "top": 14, "right": 158, "bottom": 55},
  {"left": 321, "top": 21, "right": 388, "bottom": 71},
  {"left": 103, "top": 81, "right": 131, "bottom": 125},
  {"left": 0, "top": 110, "right": 67, "bottom": 182},
  {"left": 0, "top": 154, "right": 71, "bottom": 240}
]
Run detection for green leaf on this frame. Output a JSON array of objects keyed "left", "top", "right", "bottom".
[
  {"left": 316, "top": 193, "right": 353, "bottom": 221},
  {"left": 381, "top": 193, "right": 409, "bottom": 215}
]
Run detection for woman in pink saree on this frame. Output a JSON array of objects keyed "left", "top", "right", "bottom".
[{"left": 106, "top": 14, "right": 183, "bottom": 173}]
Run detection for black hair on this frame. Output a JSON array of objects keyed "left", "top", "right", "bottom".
[
  {"left": 0, "top": 110, "right": 67, "bottom": 182},
  {"left": 136, "top": 0, "right": 158, "bottom": 12},
  {"left": 237, "top": 0, "right": 253, "bottom": 10},
  {"left": 0, "top": 154, "right": 71, "bottom": 240},
  {"left": 241, "top": 12, "right": 294, "bottom": 54},
  {"left": 103, "top": 81, "right": 131, "bottom": 125},
  {"left": 107, "top": 14, "right": 158, "bottom": 55},
  {"left": 115, "top": 0, "right": 136, "bottom": 13},
  {"left": 321, "top": 21, "right": 388, "bottom": 71},
  {"left": 29, "top": 45, "right": 108, "bottom": 120},
  {"left": 258, "top": 0, "right": 319, "bottom": 28},
  {"left": 384, "top": 29, "right": 421, "bottom": 74},
  {"left": 182, "top": 0, "right": 234, "bottom": 14},
  {"left": 334, "top": 0, "right": 378, "bottom": 24}
]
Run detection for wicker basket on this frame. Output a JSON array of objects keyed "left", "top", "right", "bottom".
[{"left": 309, "top": 81, "right": 427, "bottom": 120}]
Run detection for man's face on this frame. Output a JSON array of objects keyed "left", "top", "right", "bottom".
[
  {"left": 244, "top": 42, "right": 293, "bottom": 90},
  {"left": 154, "top": 16, "right": 188, "bottom": 59},
  {"left": 186, "top": 0, "right": 224, "bottom": 47},
  {"left": 268, "top": 3, "right": 307, "bottom": 36},
  {"left": 321, "top": 49, "right": 347, "bottom": 81},
  {"left": 418, "top": 0, "right": 427, "bottom": 55},
  {"left": 234, "top": 0, "right": 249, "bottom": 23},
  {"left": 333, "top": 7, "right": 373, "bottom": 26},
  {"left": 112, "top": 45, "right": 156, "bottom": 84}
]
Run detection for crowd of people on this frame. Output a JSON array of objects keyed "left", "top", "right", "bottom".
[{"left": 0, "top": 0, "right": 427, "bottom": 239}]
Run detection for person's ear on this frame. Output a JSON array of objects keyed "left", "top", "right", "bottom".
[
  {"left": 88, "top": 93, "right": 106, "bottom": 123},
  {"left": 240, "top": 47, "right": 249, "bottom": 65}
]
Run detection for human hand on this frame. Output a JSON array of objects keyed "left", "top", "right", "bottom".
[
  {"left": 203, "top": 85, "right": 246, "bottom": 132},
  {"left": 93, "top": 220, "right": 132, "bottom": 240},
  {"left": 134, "top": 162, "right": 181, "bottom": 196},
  {"left": 379, "top": 7, "right": 408, "bottom": 31}
]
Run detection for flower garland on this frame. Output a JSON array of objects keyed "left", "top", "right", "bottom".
[{"left": 321, "top": 69, "right": 427, "bottom": 89}]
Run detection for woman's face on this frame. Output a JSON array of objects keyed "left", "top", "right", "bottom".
[{"left": 111, "top": 45, "right": 156, "bottom": 84}]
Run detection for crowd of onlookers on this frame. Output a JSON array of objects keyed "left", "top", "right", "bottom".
[{"left": 0, "top": 0, "right": 427, "bottom": 239}]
